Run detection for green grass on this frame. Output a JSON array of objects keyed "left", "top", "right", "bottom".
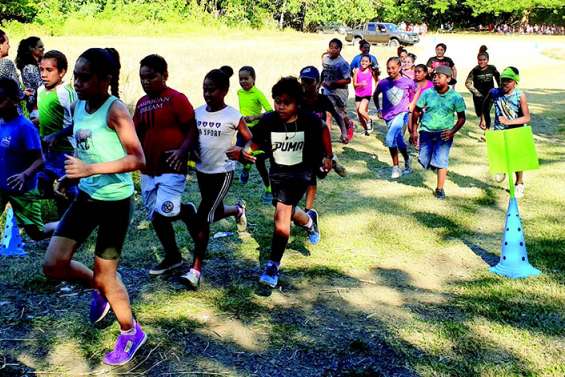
[{"left": 0, "top": 32, "right": 564, "bottom": 376}]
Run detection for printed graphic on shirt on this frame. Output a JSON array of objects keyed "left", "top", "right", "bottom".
[
  {"left": 75, "top": 129, "right": 93, "bottom": 151},
  {"left": 136, "top": 96, "right": 172, "bottom": 114},
  {"left": 386, "top": 86, "right": 405, "bottom": 107},
  {"left": 271, "top": 131, "right": 305, "bottom": 166},
  {"left": 0, "top": 136, "right": 11, "bottom": 148},
  {"left": 197, "top": 120, "right": 224, "bottom": 137}
]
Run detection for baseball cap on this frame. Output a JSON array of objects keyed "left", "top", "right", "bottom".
[
  {"left": 434, "top": 65, "right": 453, "bottom": 77},
  {"left": 299, "top": 66, "right": 320, "bottom": 81}
]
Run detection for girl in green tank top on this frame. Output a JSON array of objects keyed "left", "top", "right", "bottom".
[{"left": 42, "top": 48, "right": 147, "bottom": 366}]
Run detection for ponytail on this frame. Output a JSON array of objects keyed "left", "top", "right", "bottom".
[{"left": 477, "top": 45, "right": 489, "bottom": 60}]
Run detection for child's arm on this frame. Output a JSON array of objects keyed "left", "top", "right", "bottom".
[
  {"left": 409, "top": 106, "right": 423, "bottom": 146},
  {"left": 465, "top": 70, "right": 482, "bottom": 97},
  {"left": 258, "top": 90, "right": 273, "bottom": 112},
  {"left": 166, "top": 117, "right": 198, "bottom": 172},
  {"left": 321, "top": 122, "right": 333, "bottom": 172},
  {"left": 64, "top": 100, "right": 145, "bottom": 178},
  {"left": 494, "top": 68, "right": 501, "bottom": 87},
  {"left": 226, "top": 118, "right": 256, "bottom": 163},
  {"left": 352, "top": 70, "right": 361, "bottom": 89},
  {"left": 373, "top": 84, "right": 383, "bottom": 118},
  {"left": 7, "top": 151, "right": 44, "bottom": 192},
  {"left": 499, "top": 92, "right": 530, "bottom": 126}
]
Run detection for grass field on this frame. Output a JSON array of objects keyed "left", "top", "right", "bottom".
[{"left": 0, "top": 31, "right": 564, "bottom": 376}]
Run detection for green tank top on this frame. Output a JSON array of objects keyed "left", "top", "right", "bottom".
[{"left": 73, "top": 96, "right": 134, "bottom": 201}]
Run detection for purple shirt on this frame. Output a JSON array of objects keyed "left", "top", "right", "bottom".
[{"left": 376, "top": 76, "right": 415, "bottom": 121}]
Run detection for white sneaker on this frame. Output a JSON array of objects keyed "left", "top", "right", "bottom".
[
  {"left": 391, "top": 166, "right": 401, "bottom": 179},
  {"left": 180, "top": 268, "right": 201, "bottom": 289},
  {"left": 402, "top": 158, "right": 412, "bottom": 175},
  {"left": 235, "top": 200, "right": 247, "bottom": 232},
  {"left": 495, "top": 173, "right": 506, "bottom": 183},
  {"left": 515, "top": 183, "right": 525, "bottom": 198}
]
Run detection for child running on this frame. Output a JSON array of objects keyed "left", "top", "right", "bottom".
[
  {"left": 0, "top": 78, "right": 57, "bottom": 240},
  {"left": 402, "top": 53, "right": 416, "bottom": 80},
  {"left": 42, "top": 48, "right": 147, "bottom": 366},
  {"left": 410, "top": 66, "right": 466, "bottom": 199},
  {"left": 350, "top": 39, "right": 379, "bottom": 73},
  {"left": 237, "top": 65, "right": 273, "bottom": 203},
  {"left": 353, "top": 55, "right": 375, "bottom": 136},
  {"left": 480, "top": 66, "right": 530, "bottom": 197},
  {"left": 133, "top": 54, "right": 197, "bottom": 275},
  {"left": 373, "top": 57, "right": 416, "bottom": 178},
  {"left": 321, "top": 38, "right": 351, "bottom": 143},
  {"left": 179, "top": 66, "right": 252, "bottom": 289},
  {"left": 465, "top": 45, "right": 500, "bottom": 133},
  {"left": 249, "top": 77, "right": 333, "bottom": 288},
  {"left": 299, "top": 66, "right": 346, "bottom": 215},
  {"left": 37, "top": 50, "right": 78, "bottom": 216}
]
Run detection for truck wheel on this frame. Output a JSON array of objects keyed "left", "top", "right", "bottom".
[
  {"left": 353, "top": 37, "right": 361, "bottom": 46},
  {"left": 388, "top": 38, "right": 400, "bottom": 48}
]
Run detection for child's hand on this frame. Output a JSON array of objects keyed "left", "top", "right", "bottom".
[
  {"left": 64, "top": 155, "right": 92, "bottom": 179},
  {"left": 441, "top": 129, "right": 456, "bottom": 141},
  {"left": 478, "top": 120, "right": 487, "bottom": 130},
  {"left": 498, "top": 116, "right": 510, "bottom": 126},
  {"left": 322, "top": 157, "right": 332, "bottom": 172},
  {"left": 410, "top": 131, "right": 419, "bottom": 148},
  {"left": 165, "top": 149, "right": 187, "bottom": 172},
  {"left": 7, "top": 173, "right": 26, "bottom": 191},
  {"left": 243, "top": 116, "right": 256, "bottom": 123}
]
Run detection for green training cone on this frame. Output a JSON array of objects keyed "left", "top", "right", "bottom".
[{"left": 490, "top": 198, "right": 540, "bottom": 278}]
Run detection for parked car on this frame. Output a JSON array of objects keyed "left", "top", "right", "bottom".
[
  {"left": 318, "top": 22, "right": 349, "bottom": 34},
  {"left": 345, "top": 22, "right": 420, "bottom": 47}
]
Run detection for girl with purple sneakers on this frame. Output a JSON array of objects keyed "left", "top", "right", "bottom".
[{"left": 42, "top": 48, "right": 147, "bottom": 366}]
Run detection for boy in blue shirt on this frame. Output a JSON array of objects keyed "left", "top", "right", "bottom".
[
  {"left": 409, "top": 66, "right": 466, "bottom": 199},
  {"left": 0, "top": 78, "right": 56, "bottom": 240}
]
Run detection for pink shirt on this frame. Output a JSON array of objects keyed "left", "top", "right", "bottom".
[{"left": 354, "top": 68, "right": 373, "bottom": 97}]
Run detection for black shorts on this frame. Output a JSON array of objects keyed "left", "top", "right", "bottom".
[
  {"left": 270, "top": 171, "right": 311, "bottom": 207},
  {"left": 355, "top": 95, "right": 372, "bottom": 102},
  {"left": 196, "top": 170, "right": 234, "bottom": 223},
  {"left": 54, "top": 190, "right": 133, "bottom": 260}
]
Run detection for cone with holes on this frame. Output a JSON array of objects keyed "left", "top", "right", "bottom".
[
  {"left": 1, "top": 206, "right": 26, "bottom": 257},
  {"left": 489, "top": 197, "right": 540, "bottom": 278},
  {"left": 486, "top": 126, "right": 540, "bottom": 278}
]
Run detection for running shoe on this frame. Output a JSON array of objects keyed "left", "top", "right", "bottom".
[
  {"left": 495, "top": 173, "right": 506, "bottom": 183},
  {"left": 332, "top": 160, "right": 347, "bottom": 177},
  {"left": 180, "top": 268, "right": 201, "bottom": 289},
  {"left": 235, "top": 200, "right": 247, "bottom": 232},
  {"left": 240, "top": 169, "right": 250, "bottom": 184},
  {"left": 515, "top": 183, "right": 525, "bottom": 198},
  {"left": 149, "top": 257, "right": 183, "bottom": 276},
  {"left": 306, "top": 209, "right": 321, "bottom": 245},
  {"left": 259, "top": 261, "right": 279, "bottom": 288},
  {"left": 391, "top": 166, "right": 402, "bottom": 179},
  {"left": 402, "top": 157, "right": 412, "bottom": 175},
  {"left": 434, "top": 188, "right": 446, "bottom": 200},
  {"left": 89, "top": 289, "right": 110, "bottom": 324},
  {"left": 103, "top": 321, "right": 147, "bottom": 366},
  {"left": 262, "top": 190, "right": 273, "bottom": 204}
]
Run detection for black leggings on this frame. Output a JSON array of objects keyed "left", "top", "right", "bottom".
[{"left": 473, "top": 95, "right": 492, "bottom": 128}]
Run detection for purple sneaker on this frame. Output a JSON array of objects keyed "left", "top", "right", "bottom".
[
  {"left": 103, "top": 321, "right": 147, "bottom": 366},
  {"left": 89, "top": 290, "right": 110, "bottom": 323}
]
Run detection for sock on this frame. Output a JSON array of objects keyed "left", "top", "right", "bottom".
[
  {"left": 236, "top": 206, "right": 243, "bottom": 218},
  {"left": 265, "top": 185, "right": 271, "bottom": 193},
  {"left": 121, "top": 320, "right": 137, "bottom": 335},
  {"left": 267, "top": 260, "right": 280, "bottom": 268},
  {"left": 305, "top": 208, "right": 311, "bottom": 212},
  {"left": 304, "top": 217, "right": 313, "bottom": 230},
  {"left": 190, "top": 268, "right": 201, "bottom": 277}
]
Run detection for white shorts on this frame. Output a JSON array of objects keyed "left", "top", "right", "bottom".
[{"left": 141, "top": 173, "right": 186, "bottom": 219}]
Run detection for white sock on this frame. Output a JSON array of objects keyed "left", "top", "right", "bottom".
[
  {"left": 304, "top": 217, "right": 313, "bottom": 229},
  {"left": 121, "top": 320, "right": 137, "bottom": 335}
]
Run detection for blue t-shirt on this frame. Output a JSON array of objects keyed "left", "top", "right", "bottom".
[
  {"left": 0, "top": 115, "right": 42, "bottom": 194},
  {"left": 350, "top": 54, "right": 379, "bottom": 72}
]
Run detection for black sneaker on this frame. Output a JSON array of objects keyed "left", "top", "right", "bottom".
[
  {"left": 434, "top": 188, "right": 446, "bottom": 200},
  {"left": 149, "top": 258, "right": 183, "bottom": 275}
]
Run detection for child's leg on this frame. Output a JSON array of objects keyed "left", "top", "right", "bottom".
[
  {"left": 152, "top": 214, "right": 181, "bottom": 261},
  {"left": 256, "top": 157, "right": 271, "bottom": 189},
  {"left": 93, "top": 257, "right": 133, "bottom": 331},
  {"left": 359, "top": 99, "right": 371, "bottom": 128},
  {"left": 305, "top": 184, "right": 317, "bottom": 211},
  {"left": 10, "top": 192, "right": 53, "bottom": 241},
  {"left": 326, "top": 112, "right": 333, "bottom": 130},
  {"left": 515, "top": 171, "right": 524, "bottom": 185},
  {"left": 291, "top": 206, "right": 310, "bottom": 227},
  {"left": 388, "top": 147, "right": 399, "bottom": 165},
  {"left": 437, "top": 168, "right": 448, "bottom": 190},
  {"left": 270, "top": 202, "right": 294, "bottom": 263},
  {"left": 43, "top": 236, "right": 93, "bottom": 283},
  {"left": 385, "top": 113, "right": 407, "bottom": 166},
  {"left": 355, "top": 101, "right": 367, "bottom": 131}
]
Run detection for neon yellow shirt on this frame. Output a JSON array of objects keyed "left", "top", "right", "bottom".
[{"left": 237, "top": 86, "right": 272, "bottom": 127}]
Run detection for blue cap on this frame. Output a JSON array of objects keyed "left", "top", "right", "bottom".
[{"left": 299, "top": 66, "right": 320, "bottom": 81}]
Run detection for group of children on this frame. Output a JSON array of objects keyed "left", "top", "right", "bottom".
[{"left": 0, "top": 30, "right": 532, "bottom": 365}]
